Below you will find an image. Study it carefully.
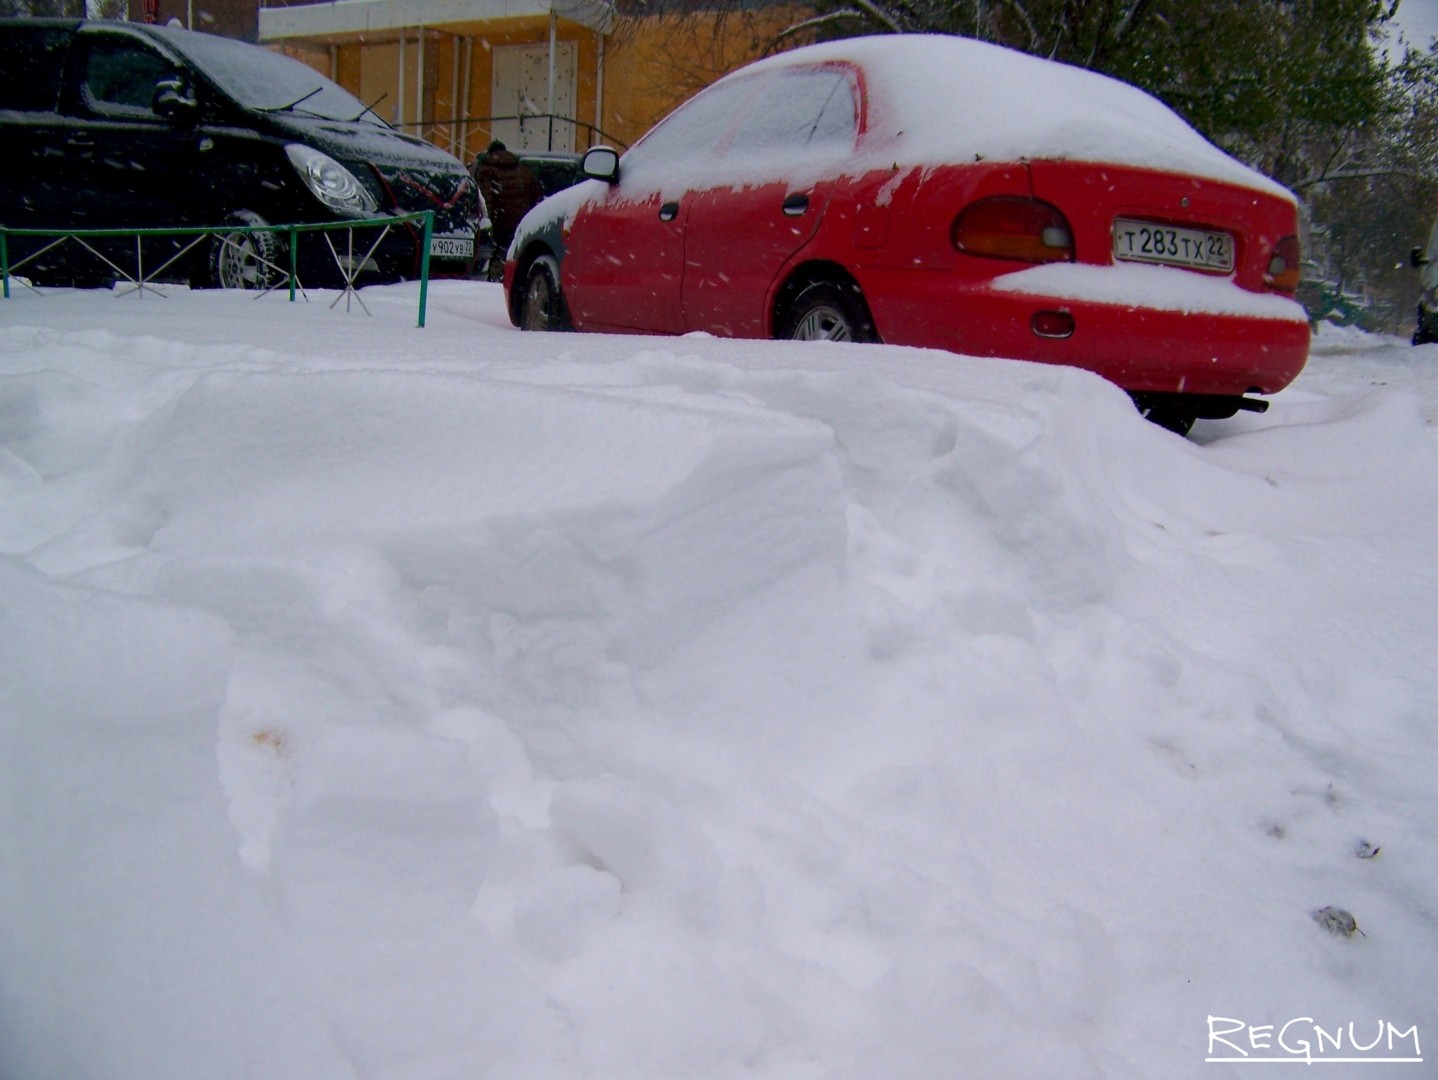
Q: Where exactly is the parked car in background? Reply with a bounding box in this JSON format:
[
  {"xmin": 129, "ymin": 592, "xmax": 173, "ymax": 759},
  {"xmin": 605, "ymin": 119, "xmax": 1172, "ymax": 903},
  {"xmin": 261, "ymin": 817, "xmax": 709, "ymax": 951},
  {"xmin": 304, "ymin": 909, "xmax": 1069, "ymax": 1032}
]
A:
[
  {"xmin": 0, "ymin": 19, "xmax": 480, "ymax": 289},
  {"xmin": 519, "ymin": 151, "xmax": 586, "ymax": 198},
  {"xmin": 504, "ymin": 34, "xmax": 1309, "ymax": 434},
  {"xmin": 475, "ymin": 150, "xmax": 585, "ymax": 278}
]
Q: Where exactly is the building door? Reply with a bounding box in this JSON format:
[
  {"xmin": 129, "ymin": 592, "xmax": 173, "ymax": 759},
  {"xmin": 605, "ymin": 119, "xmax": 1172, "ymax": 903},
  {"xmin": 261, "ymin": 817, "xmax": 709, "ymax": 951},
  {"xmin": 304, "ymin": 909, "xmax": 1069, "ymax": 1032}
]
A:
[{"xmin": 490, "ymin": 42, "xmax": 576, "ymax": 152}]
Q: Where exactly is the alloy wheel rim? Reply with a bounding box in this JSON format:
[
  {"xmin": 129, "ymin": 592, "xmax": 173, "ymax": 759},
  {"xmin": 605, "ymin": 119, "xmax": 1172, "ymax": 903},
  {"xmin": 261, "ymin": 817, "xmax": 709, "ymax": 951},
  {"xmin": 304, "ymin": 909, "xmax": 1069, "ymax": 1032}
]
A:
[
  {"xmin": 220, "ymin": 234, "xmax": 262, "ymax": 289},
  {"xmin": 794, "ymin": 305, "xmax": 851, "ymax": 342},
  {"xmin": 524, "ymin": 275, "xmax": 552, "ymax": 328}
]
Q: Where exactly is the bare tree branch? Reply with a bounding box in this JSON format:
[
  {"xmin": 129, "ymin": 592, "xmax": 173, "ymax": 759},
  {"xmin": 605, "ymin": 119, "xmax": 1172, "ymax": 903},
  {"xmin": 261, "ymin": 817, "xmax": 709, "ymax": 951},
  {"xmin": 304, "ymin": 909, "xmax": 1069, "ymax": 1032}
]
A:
[
  {"xmin": 1291, "ymin": 166, "xmax": 1420, "ymax": 192},
  {"xmin": 995, "ymin": 0, "xmax": 1040, "ymax": 50},
  {"xmin": 774, "ymin": 10, "xmax": 873, "ymax": 42}
]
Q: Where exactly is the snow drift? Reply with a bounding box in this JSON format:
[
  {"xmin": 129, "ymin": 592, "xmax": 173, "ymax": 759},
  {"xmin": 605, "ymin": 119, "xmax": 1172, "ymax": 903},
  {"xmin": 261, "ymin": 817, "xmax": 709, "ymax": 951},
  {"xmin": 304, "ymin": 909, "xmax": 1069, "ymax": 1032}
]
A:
[{"xmin": 2, "ymin": 283, "xmax": 1437, "ymax": 1079}]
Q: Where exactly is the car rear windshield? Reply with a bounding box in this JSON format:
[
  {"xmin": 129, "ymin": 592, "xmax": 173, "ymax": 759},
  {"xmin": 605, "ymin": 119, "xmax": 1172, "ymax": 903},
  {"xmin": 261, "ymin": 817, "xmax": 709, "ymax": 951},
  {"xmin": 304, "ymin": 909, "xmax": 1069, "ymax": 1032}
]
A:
[{"xmin": 163, "ymin": 28, "xmax": 381, "ymax": 124}]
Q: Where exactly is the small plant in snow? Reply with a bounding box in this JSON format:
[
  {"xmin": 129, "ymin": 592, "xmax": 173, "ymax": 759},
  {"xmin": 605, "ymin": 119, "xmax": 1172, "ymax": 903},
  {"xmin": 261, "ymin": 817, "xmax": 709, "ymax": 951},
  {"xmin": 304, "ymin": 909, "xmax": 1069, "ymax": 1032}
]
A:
[{"xmin": 1313, "ymin": 906, "xmax": 1364, "ymax": 938}]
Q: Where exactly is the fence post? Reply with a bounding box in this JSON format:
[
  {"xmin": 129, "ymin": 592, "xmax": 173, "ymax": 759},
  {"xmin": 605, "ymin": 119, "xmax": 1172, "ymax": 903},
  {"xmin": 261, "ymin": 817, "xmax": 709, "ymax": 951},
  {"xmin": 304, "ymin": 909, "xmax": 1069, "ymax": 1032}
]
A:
[
  {"xmin": 289, "ymin": 226, "xmax": 298, "ymax": 302},
  {"xmin": 417, "ymin": 210, "xmax": 433, "ymax": 328}
]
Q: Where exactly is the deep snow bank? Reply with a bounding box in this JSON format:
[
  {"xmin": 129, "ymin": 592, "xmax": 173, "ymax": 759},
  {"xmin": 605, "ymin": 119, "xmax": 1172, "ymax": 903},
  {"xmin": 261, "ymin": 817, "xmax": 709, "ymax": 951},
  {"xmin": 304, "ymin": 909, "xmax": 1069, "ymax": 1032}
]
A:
[{"xmin": 2, "ymin": 285, "xmax": 1437, "ymax": 1080}]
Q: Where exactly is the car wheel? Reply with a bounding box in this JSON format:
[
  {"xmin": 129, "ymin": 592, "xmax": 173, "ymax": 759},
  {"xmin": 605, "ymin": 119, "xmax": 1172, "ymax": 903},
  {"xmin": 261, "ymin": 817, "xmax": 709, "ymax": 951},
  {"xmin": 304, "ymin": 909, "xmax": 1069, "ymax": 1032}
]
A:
[
  {"xmin": 519, "ymin": 255, "xmax": 567, "ymax": 331},
  {"xmin": 208, "ymin": 211, "xmax": 285, "ymax": 290},
  {"xmin": 778, "ymin": 280, "xmax": 876, "ymax": 343}
]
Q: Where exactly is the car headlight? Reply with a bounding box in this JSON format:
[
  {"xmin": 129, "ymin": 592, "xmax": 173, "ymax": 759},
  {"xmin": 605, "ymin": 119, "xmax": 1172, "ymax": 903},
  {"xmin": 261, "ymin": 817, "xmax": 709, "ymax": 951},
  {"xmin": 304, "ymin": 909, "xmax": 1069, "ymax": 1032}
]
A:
[{"xmin": 285, "ymin": 144, "xmax": 378, "ymax": 215}]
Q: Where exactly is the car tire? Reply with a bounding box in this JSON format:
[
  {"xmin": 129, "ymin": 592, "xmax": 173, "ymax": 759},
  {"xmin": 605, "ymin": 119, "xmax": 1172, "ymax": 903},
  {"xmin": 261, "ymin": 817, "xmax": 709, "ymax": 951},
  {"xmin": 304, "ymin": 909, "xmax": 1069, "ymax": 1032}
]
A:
[
  {"xmin": 208, "ymin": 211, "xmax": 286, "ymax": 290},
  {"xmin": 778, "ymin": 280, "xmax": 877, "ymax": 343},
  {"xmin": 519, "ymin": 255, "xmax": 568, "ymax": 331}
]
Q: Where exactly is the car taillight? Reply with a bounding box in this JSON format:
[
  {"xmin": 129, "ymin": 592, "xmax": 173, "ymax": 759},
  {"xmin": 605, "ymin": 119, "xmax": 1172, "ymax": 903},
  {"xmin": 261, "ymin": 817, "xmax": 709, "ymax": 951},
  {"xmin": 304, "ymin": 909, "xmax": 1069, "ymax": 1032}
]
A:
[
  {"xmin": 951, "ymin": 197, "xmax": 1074, "ymax": 263},
  {"xmin": 1265, "ymin": 234, "xmax": 1300, "ymax": 293}
]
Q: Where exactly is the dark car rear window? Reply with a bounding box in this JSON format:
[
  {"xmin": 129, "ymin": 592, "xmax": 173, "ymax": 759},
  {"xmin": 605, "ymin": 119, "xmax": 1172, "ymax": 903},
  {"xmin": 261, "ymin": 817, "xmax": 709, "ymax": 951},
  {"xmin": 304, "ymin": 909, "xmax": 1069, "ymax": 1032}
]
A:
[{"xmin": 0, "ymin": 25, "xmax": 72, "ymax": 112}]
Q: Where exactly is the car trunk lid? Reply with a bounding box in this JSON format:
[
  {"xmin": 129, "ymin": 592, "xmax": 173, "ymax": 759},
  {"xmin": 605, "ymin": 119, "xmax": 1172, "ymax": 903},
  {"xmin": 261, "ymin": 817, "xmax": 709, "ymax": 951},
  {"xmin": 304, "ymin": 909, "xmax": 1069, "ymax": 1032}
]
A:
[{"xmin": 1026, "ymin": 160, "xmax": 1297, "ymax": 295}]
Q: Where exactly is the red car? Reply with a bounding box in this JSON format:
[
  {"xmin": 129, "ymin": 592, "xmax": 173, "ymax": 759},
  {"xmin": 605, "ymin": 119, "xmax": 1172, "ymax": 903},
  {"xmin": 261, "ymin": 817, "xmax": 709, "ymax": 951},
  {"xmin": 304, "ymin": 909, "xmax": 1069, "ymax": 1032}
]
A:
[{"xmin": 504, "ymin": 35, "xmax": 1309, "ymax": 434}]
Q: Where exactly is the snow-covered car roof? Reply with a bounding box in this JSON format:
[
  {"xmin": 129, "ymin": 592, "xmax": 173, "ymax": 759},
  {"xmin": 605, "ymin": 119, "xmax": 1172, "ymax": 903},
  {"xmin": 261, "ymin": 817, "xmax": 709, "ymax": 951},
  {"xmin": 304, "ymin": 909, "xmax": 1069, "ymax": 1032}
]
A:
[
  {"xmin": 726, "ymin": 34, "xmax": 1290, "ymax": 199},
  {"xmin": 512, "ymin": 33, "xmax": 1292, "ymax": 253}
]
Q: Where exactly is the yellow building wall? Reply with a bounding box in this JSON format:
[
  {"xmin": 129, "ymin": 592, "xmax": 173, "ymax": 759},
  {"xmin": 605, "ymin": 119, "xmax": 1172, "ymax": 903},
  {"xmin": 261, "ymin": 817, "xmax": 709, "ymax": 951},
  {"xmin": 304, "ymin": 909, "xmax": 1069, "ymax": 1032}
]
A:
[
  {"xmin": 273, "ymin": 7, "xmax": 804, "ymax": 162},
  {"xmin": 597, "ymin": 7, "xmax": 806, "ymax": 149}
]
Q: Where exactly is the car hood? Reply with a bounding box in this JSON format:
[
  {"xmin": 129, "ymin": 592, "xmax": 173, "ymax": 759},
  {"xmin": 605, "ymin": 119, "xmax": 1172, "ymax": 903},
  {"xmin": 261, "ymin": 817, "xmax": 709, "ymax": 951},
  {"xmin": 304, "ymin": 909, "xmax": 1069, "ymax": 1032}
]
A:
[
  {"xmin": 263, "ymin": 113, "xmax": 478, "ymax": 228},
  {"xmin": 262, "ymin": 113, "xmax": 466, "ymax": 173}
]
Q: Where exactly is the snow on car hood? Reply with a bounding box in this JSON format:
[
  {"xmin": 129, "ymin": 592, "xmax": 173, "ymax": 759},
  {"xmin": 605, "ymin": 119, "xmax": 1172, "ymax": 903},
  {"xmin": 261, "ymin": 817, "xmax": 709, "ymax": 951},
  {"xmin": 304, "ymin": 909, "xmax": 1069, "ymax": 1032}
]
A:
[{"xmin": 510, "ymin": 178, "xmax": 608, "ymax": 261}]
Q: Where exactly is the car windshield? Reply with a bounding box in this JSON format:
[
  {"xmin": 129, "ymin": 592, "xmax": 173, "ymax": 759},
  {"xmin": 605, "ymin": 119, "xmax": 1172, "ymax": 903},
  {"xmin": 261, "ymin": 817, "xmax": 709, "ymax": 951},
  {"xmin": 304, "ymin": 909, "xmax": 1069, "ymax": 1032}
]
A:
[{"xmin": 164, "ymin": 29, "xmax": 380, "ymax": 123}]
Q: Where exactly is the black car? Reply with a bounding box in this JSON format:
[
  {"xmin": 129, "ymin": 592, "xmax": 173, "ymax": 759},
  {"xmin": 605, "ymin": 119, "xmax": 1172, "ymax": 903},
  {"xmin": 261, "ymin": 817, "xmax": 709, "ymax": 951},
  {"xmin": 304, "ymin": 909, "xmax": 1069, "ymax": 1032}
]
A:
[
  {"xmin": 518, "ymin": 151, "xmax": 585, "ymax": 198},
  {"xmin": 0, "ymin": 19, "xmax": 480, "ymax": 288}
]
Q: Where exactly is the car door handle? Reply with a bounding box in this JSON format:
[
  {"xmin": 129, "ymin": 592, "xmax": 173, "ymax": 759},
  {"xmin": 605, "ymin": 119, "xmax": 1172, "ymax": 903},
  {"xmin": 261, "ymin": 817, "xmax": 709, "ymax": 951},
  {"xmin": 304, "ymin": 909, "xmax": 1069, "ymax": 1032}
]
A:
[
  {"xmin": 659, "ymin": 201, "xmax": 679, "ymax": 222},
  {"xmin": 782, "ymin": 193, "xmax": 810, "ymax": 216}
]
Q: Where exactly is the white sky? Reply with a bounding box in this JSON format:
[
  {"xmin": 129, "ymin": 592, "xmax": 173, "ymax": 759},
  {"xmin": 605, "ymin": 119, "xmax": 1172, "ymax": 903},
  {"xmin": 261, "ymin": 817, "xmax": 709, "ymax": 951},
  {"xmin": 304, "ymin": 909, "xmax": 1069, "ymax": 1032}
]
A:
[{"xmin": 1390, "ymin": 0, "xmax": 1438, "ymax": 50}]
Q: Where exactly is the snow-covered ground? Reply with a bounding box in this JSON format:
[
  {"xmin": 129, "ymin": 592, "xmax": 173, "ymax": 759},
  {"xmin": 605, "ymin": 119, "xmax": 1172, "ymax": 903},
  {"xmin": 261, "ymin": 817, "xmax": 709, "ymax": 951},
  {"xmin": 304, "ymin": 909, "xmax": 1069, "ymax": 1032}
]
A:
[{"xmin": 2, "ymin": 281, "xmax": 1436, "ymax": 1079}]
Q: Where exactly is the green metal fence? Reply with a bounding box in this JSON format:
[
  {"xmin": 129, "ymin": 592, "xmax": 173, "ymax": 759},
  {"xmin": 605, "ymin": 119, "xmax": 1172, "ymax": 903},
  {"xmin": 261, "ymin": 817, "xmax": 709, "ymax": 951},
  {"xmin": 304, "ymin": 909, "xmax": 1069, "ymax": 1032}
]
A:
[{"xmin": 1, "ymin": 210, "xmax": 438, "ymax": 328}]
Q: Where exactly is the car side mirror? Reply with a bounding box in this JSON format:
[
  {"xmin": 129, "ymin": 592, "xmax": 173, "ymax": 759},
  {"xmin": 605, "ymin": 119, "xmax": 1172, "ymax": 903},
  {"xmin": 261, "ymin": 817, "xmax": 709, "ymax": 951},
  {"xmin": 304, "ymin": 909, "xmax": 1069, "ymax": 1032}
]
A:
[
  {"xmin": 1411, "ymin": 246, "xmax": 1428, "ymax": 269},
  {"xmin": 582, "ymin": 146, "xmax": 620, "ymax": 185},
  {"xmin": 153, "ymin": 77, "xmax": 198, "ymax": 122}
]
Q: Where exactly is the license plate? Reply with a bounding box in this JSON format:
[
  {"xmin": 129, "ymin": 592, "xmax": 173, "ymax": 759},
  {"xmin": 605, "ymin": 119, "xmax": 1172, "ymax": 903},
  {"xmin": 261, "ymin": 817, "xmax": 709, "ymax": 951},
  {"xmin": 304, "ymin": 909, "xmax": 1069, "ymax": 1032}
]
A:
[
  {"xmin": 1112, "ymin": 218, "xmax": 1233, "ymax": 272},
  {"xmin": 430, "ymin": 234, "xmax": 474, "ymax": 260}
]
